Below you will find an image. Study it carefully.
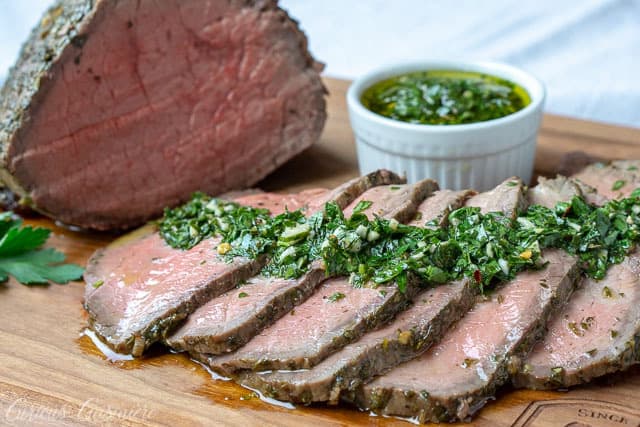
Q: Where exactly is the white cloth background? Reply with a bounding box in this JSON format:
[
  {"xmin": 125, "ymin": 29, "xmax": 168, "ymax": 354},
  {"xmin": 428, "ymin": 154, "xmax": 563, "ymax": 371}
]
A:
[{"xmin": 1, "ymin": 0, "xmax": 639, "ymax": 128}]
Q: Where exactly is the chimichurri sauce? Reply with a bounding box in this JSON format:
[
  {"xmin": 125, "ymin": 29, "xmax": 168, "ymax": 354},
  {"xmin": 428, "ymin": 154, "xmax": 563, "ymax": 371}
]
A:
[{"xmin": 361, "ymin": 70, "xmax": 531, "ymax": 125}]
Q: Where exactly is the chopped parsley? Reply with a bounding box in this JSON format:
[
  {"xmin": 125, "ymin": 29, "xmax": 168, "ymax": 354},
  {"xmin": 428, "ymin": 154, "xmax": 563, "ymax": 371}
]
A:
[
  {"xmin": 612, "ymin": 180, "xmax": 626, "ymax": 191},
  {"xmin": 326, "ymin": 292, "xmax": 346, "ymax": 302},
  {"xmin": 238, "ymin": 292, "xmax": 249, "ymax": 298},
  {"xmin": 360, "ymin": 70, "xmax": 530, "ymax": 125},
  {"xmin": 159, "ymin": 188, "xmax": 640, "ymax": 293},
  {"xmin": 0, "ymin": 212, "xmax": 83, "ymax": 285}
]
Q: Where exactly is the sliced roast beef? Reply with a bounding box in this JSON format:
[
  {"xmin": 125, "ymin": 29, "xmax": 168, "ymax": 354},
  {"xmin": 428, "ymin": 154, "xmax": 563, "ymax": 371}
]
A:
[
  {"xmin": 572, "ymin": 163, "xmax": 640, "ymax": 200},
  {"xmin": 464, "ymin": 177, "xmax": 526, "ymax": 218},
  {"xmin": 349, "ymin": 177, "xmax": 579, "ymax": 423},
  {"xmin": 514, "ymin": 251, "xmax": 640, "ymax": 389},
  {"xmin": 408, "ymin": 189, "xmax": 477, "ymax": 227},
  {"xmin": 239, "ymin": 279, "xmax": 474, "ymax": 404},
  {"xmin": 0, "ymin": 0, "xmax": 326, "ymax": 230},
  {"xmin": 234, "ymin": 189, "xmax": 483, "ymax": 403},
  {"xmin": 201, "ymin": 179, "xmax": 439, "ymax": 373},
  {"xmin": 353, "ymin": 249, "xmax": 579, "ymax": 423},
  {"xmin": 84, "ymin": 170, "xmax": 401, "ymax": 356},
  {"xmin": 514, "ymin": 171, "xmax": 640, "ymax": 389},
  {"xmin": 166, "ymin": 180, "xmax": 435, "ymax": 354},
  {"xmin": 527, "ymin": 176, "xmax": 582, "ymax": 208}
]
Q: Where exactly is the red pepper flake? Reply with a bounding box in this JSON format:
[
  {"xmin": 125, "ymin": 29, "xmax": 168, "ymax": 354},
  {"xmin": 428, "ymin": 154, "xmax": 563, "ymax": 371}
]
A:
[{"xmin": 473, "ymin": 269, "xmax": 482, "ymax": 284}]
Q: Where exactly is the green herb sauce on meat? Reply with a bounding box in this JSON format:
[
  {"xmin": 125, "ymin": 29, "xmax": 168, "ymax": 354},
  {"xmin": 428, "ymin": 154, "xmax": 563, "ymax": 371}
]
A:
[{"xmin": 159, "ymin": 189, "xmax": 640, "ymax": 292}]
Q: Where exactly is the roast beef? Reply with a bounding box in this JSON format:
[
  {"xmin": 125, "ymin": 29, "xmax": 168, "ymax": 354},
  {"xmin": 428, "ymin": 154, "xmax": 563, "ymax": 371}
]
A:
[
  {"xmin": 84, "ymin": 170, "xmax": 400, "ymax": 356},
  {"xmin": 526, "ymin": 176, "xmax": 582, "ymax": 208},
  {"xmin": 464, "ymin": 177, "xmax": 526, "ymax": 217},
  {"xmin": 353, "ymin": 250, "xmax": 579, "ymax": 423},
  {"xmin": 201, "ymin": 179, "xmax": 439, "ymax": 373},
  {"xmin": 234, "ymin": 190, "xmax": 480, "ymax": 404},
  {"xmin": 514, "ymin": 167, "xmax": 640, "ymax": 389},
  {"xmin": 514, "ymin": 252, "xmax": 640, "ymax": 389},
  {"xmin": 166, "ymin": 180, "xmax": 428, "ymax": 355},
  {"xmin": 407, "ymin": 189, "xmax": 477, "ymax": 227},
  {"xmin": 572, "ymin": 162, "xmax": 640, "ymax": 200},
  {"xmin": 0, "ymin": 0, "xmax": 326, "ymax": 230},
  {"xmin": 350, "ymin": 178, "xmax": 580, "ymax": 423}
]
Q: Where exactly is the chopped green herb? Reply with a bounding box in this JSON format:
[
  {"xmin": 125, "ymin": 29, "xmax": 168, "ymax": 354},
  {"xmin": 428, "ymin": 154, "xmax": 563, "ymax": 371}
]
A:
[
  {"xmin": 628, "ymin": 166, "xmax": 638, "ymax": 171},
  {"xmin": 0, "ymin": 212, "xmax": 83, "ymax": 285},
  {"xmin": 611, "ymin": 330, "xmax": 619, "ymax": 338},
  {"xmin": 602, "ymin": 286, "xmax": 614, "ymax": 298},
  {"xmin": 506, "ymin": 181, "xmax": 518, "ymax": 187},
  {"xmin": 159, "ymin": 188, "xmax": 640, "ymax": 295},
  {"xmin": 550, "ymin": 367, "xmax": 564, "ymax": 383},
  {"xmin": 327, "ymin": 292, "xmax": 346, "ymax": 302},
  {"xmin": 580, "ymin": 317, "xmax": 595, "ymax": 331},
  {"xmin": 390, "ymin": 186, "xmax": 401, "ymax": 191},
  {"xmin": 92, "ymin": 280, "xmax": 104, "ymax": 289},
  {"xmin": 238, "ymin": 292, "xmax": 249, "ymax": 298},
  {"xmin": 360, "ymin": 70, "xmax": 530, "ymax": 125},
  {"xmin": 612, "ymin": 180, "xmax": 626, "ymax": 191}
]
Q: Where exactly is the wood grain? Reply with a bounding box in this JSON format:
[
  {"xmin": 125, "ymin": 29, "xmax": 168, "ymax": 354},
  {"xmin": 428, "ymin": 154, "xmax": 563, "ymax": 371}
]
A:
[{"xmin": 1, "ymin": 77, "xmax": 639, "ymax": 426}]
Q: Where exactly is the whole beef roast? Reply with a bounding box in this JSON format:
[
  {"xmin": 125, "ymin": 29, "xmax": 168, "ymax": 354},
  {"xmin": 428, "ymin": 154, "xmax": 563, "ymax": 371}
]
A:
[
  {"xmin": 84, "ymin": 170, "xmax": 400, "ymax": 356},
  {"xmin": 0, "ymin": 0, "xmax": 326, "ymax": 230}
]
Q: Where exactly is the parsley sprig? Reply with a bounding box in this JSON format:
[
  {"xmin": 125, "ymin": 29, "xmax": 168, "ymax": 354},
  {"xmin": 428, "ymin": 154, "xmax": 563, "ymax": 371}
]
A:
[{"xmin": 0, "ymin": 212, "xmax": 84, "ymax": 285}]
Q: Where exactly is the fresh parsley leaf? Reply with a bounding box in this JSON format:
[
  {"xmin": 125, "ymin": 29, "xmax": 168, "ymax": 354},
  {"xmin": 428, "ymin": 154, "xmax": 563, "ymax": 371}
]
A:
[
  {"xmin": 0, "ymin": 225, "xmax": 50, "ymax": 256},
  {"xmin": 0, "ymin": 248, "xmax": 83, "ymax": 285},
  {"xmin": 0, "ymin": 214, "xmax": 83, "ymax": 286}
]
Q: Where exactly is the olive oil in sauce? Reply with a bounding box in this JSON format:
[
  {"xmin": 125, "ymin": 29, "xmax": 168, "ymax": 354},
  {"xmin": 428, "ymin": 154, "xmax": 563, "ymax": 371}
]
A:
[{"xmin": 361, "ymin": 70, "xmax": 531, "ymax": 125}]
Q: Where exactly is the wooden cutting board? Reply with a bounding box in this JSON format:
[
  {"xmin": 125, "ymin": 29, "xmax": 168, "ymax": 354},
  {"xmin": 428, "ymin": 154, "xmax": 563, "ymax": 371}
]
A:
[{"xmin": 1, "ymin": 78, "xmax": 639, "ymax": 427}]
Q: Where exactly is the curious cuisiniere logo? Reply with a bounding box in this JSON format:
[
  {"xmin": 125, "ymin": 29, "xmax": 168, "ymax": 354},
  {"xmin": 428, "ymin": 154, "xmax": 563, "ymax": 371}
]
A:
[{"xmin": 511, "ymin": 399, "xmax": 640, "ymax": 427}]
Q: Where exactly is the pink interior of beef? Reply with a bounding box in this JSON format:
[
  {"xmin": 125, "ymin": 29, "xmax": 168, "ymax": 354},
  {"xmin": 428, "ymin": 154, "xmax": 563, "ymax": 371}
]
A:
[
  {"xmin": 213, "ymin": 276, "xmax": 391, "ymax": 369},
  {"xmin": 171, "ymin": 275, "xmax": 301, "ymax": 340},
  {"xmin": 84, "ymin": 189, "xmax": 322, "ymax": 344},
  {"xmin": 366, "ymin": 250, "xmax": 573, "ymax": 396},
  {"xmin": 408, "ymin": 190, "xmax": 474, "ymax": 227},
  {"xmin": 526, "ymin": 252, "xmax": 640, "ymax": 373},
  {"xmin": 573, "ymin": 166, "xmax": 639, "ymax": 200},
  {"xmin": 233, "ymin": 188, "xmax": 328, "ymax": 216},
  {"xmin": 10, "ymin": 0, "xmax": 324, "ymax": 227}
]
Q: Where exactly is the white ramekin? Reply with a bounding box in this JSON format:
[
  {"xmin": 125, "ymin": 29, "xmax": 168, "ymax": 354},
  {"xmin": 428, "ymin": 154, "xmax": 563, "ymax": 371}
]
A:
[{"xmin": 346, "ymin": 61, "xmax": 546, "ymax": 191}]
